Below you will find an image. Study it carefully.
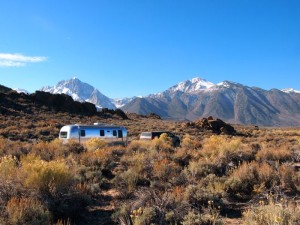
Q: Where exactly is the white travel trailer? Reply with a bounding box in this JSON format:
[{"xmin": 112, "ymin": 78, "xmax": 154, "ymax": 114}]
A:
[{"xmin": 59, "ymin": 123, "xmax": 128, "ymax": 145}]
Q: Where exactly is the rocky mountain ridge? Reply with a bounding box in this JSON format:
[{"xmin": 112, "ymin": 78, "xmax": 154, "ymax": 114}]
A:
[
  {"xmin": 122, "ymin": 79, "xmax": 300, "ymax": 126},
  {"xmin": 6, "ymin": 77, "xmax": 300, "ymax": 126}
]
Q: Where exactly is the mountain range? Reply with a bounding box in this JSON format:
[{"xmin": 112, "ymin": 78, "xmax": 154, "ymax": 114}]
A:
[{"xmin": 38, "ymin": 77, "xmax": 300, "ymax": 126}]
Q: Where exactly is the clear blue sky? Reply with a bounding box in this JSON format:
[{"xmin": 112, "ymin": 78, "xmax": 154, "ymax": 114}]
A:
[{"xmin": 0, "ymin": 0, "xmax": 299, "ymax": 98}]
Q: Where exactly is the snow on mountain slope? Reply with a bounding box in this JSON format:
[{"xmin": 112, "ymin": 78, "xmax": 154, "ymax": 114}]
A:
[
  {"xmin": 281, "ymin": 88, "xmax": 300, "ymax": 94},
  {"xmin": 40, "ymin": 77, "xmax": 116, "ymax": 109},
  {"xmin": 168, "ymin": 77, "xmax": 215, "ymax": 93},
  {"xmin": 112, "ymin": 97, "xmax": 137, "ymax": 108}
]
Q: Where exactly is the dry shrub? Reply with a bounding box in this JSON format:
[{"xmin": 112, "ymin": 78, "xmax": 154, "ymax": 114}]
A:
[
  {"xmin": 0, "ymin": 155, "xmax": 18, "ymax": 180},
  {"xmin": 291, "ymin": 173, "xmax": 300, "ymax": 193},
  {"xmin": 243, "ymin": 196, "xmax": 300, "ymax": 225},
  {"xmin": 201, "ymin": 136, "xmax": 241, "ymax": 158},
  {"xmin": 75, "ymin": 146, "xmax": 124, "ymax": 195},
  {"xmin": 152, "ymin": 133, "xmax": 174, "ymax": 153},
  {"xmin": 65, "ymin": 140, "xmax": 85, "ymax": 154},
  {"xmin": 181, "ymin": 134, "xmax": 202, "ymax": 150},
  {"xmin": 256, "ymin": 146, "xmax": 292, "ymax": 162},
  {"xmin": 0, "ymin": 137, "xmax": 29, "ymax": 159},
  {"xmin": 19, "ymin": 155, "xmax": 90, "ymax": 220},
  {"xmin": 0, "ymin": 155, "xmax": 23, "ymax": 206},
  {"xmin": 128, "ymin": 190, "xmax": 190, "ymax": 224},
  {"xmin": 21, "ymin": 154, "xmax": 73, "ymax": 196},
  {"xmin": 85, "ymin": 137, "xmax": 107, "ymax": 151},
  {"xmin": 126, "ymin": 135, "xmax": 174, "ymax": 163},
  {"xmin": 279, "ymin": 164, "xmax": 300, "ymax": 192},
  {"xmin": 201, "ymin": 136, "xmax": 255, "ymax": 173},
  {"xmin": 173, "ymin": 147, "xmax": 193, "ymax": 168},
  {"xmin": 113, "ymin": 168, "xmax": 139, "ymax": 197},
  {"xmin": 79, "ymin": 146, "xmax": 116, "ymax": 169},
  {"xmin": 153, "ymin": 158, "xmax": 180, "ymax": 183},
  {"xmin": 127, "ymin": 140, "xmax": 153, "ymax": 154},
  {"xmin": 74, "ymin": 165, "xmax": 103, "ymax": 196},
  {"xmin": 31, "ymin": 139, "xmax": 69, "ymax": 161},
  {"xmin": 122, "ymin": 151, "xmax": 151, "ymax": 179},
  {"xmin": 182, "ymin": 210, "xmax": 223, "ymax": 225},
  {"xmin": 225, "ymin": 161, "xmax": 278, "ymax": 200},
  {"xmin": 0, "ymin": 137, "xmax": 6, "ymax": 151},
  {"xmin": 184, "ymin": 174, "xmax": 225, "ymax": 210},
  {"xmin": 171, "ymin": 186, "xmax": 186, "ymax": 203},
  {"xmin": 129, "ymin": 206, "xmax": 156, "ymax": 225},
  {"xmin": 187, "ymin": 159, "xmax": 217, "ymax": 179},
  {"xmin": 6, "ymin": 197, "xmax": 51, "ymax": 225},
  {"xmin": 256, "ymin": 162, "xmax": 279, "ymax": 189}
]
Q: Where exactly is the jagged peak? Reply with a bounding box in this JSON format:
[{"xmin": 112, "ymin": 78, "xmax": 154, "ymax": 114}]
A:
[{"xmin": 168, "ymin": 77, "xmax": 215, "ymax": 93}]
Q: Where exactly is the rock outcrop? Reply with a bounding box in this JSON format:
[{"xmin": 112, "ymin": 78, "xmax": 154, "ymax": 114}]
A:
[{"xmin": 186, "ymin": 116, "xmax": 236, "ymax": 135}]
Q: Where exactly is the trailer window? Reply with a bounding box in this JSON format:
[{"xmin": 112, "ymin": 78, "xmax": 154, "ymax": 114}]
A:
[
  {"xmin": 80, "ymin": 130, "xmax": 86, "ymax": 137},
  {"xmin": 113, "ymin": 130, "xmax": 117, "ymax": 136},
  {"xmin": 60, "ymin": 131, "xmax": 68, "ymax": 138},
  {"xmin": 118, "ymin": 130, "xmax": 123, "ymax": 138},
  {"xmin": 100, "ymin": 130, "xmax": 105, "ymax": 136}
]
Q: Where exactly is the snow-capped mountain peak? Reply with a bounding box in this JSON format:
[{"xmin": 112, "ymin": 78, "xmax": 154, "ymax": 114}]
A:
[
  {"xmin": 40, "ymin": 78, "xmax": 116, "ymax": 109},
  {"xmin": 168, "ymin": 77, "xmax": 215, "ymax": 93}
]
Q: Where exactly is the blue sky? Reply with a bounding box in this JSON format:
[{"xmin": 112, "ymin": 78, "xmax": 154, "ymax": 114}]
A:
[{"xmin": 0, "ymin": 0, "xmax": 299, "ymax": 98}]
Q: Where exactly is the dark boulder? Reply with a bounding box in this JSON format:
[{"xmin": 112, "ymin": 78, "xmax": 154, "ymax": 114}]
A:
[{"xmin": 186, "ymin": 116, "xmax": 236, "ymax": 135}]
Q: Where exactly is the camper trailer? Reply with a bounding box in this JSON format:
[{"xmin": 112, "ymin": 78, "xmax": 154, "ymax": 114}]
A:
[{"xmin": 59, "ymin": 123, "xmax": 128, "ymax": 145}]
